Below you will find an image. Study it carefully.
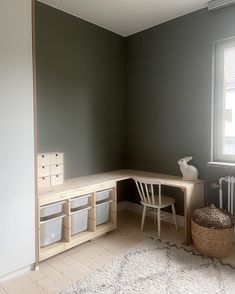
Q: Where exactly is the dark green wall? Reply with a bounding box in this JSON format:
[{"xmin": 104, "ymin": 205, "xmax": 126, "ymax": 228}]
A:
[
  {"xmin": 36, "ymin": 2, "xmax": 125, "ymax": 179},
  {"xmin": 125, "ymin": 6, "xmax": 235, "ymax": 205},
  {"xmin": 36, "ymin": 1, "xmax": 235, "ymax": 207}
]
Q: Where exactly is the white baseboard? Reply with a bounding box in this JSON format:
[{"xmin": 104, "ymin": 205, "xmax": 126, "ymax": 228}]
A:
[
  {"xmin": 0, "ymin": 264, "xmax": 34, "ymax": 283},
  {"xmin": 118, "ymin": 201, "xmax": 185, "ymax": 227}
]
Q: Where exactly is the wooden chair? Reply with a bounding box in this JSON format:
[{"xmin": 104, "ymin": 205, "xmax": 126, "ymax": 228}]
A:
[{"xmin": 134, "ymin": 177, "xmax": 177, "ymax": 237}]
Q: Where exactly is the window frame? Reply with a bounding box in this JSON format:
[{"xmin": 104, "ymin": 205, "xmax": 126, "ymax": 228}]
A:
[{"xmin": 212, "ymin": 37, "xmax": 235, "ymax": 163}]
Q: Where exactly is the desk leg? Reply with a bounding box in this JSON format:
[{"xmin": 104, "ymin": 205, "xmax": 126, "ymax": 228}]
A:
[
  {"xmin": 182, "ymin": 188, "xmax": 190, "ymax": 246},
  {"xmin": 182, "ymin": 183, "xmax": 205, "ymax": 246}
]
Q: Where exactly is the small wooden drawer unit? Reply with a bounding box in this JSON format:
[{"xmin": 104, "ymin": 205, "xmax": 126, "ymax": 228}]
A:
[{"xmin": 37, "ymin": 152, "xmax": 64, "ymax": 189}]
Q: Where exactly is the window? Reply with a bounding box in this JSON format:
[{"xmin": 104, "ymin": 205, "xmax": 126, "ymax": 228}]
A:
[{"xmin": 213, "ymin": 38, "xmax": 235, "ymax": 162}]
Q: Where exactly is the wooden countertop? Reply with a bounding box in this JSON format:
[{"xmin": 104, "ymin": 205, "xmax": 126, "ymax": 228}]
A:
[{"xmin": 38, "ymin": 169, "xmax": 203, "ymax": 199}]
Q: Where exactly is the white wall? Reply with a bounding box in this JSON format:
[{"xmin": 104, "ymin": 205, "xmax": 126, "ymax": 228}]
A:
[{"xmin": 0, "ymin": 0, "xmax": 35, "ymax": 278}]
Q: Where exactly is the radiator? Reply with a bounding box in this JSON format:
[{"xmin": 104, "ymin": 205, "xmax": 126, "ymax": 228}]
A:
[{"xmin": 219, "ymin": 176, "xmax": 235, "ymax": 215}]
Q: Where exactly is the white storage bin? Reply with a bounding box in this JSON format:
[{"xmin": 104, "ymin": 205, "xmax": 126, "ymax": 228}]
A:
[
  {"xmin": 51, "ymin": 153, "xmax": 64, "ymax": 165},
  {"xmin": 38, "ymin": 153, "xmax": 51, "ymax": 166},
  {"xmin": 96, "ymin": 200, "xmax": 112, "ymax": 226},
  {"xmin": 51, "ymin": 174, "xmax": 64, "ymax": 186},
  {"xmin": 51, "ymin": 164, "xmax": 63, "ymax": 176},
  {"xmin": 40, "ymin": 201, "xmax": 65, "ymax": 218},
  {"xmin": 38, "ymin": 165, "xmax": 51, "ymax": 178},
  {"xmin": 71, "ymin": 194, "xmax": 91, "ymax": 210},
  {"xmin": 40, "ymin": 214, "xmax": 65, "ymax": 247},
  {"xmin": 38, "ymin": 176, "xmax": 50, "ymax": 189},
  {"xmin": 71, "ymin": 207, "xmax": 91, "ymax": 235},
  {"xmin": 96, "ymin": 189, "xmax": 112, "ymax": 202}
]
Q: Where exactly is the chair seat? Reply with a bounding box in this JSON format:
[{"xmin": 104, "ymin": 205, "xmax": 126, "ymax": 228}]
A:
[
  {"xmin": 134, "ymin": 177, "xmax": 178, "ymax": 236},
  {"xmin": 141, "ymin": 195, "xmax": 175, "ymax": 208}
]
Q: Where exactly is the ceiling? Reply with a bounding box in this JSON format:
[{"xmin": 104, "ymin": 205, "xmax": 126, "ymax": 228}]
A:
[{"xmin": 38, "ymin": 0, "xmax": 208, "ymax": 36}]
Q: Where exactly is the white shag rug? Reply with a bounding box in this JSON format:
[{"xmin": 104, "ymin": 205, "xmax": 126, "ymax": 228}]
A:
[{"xmin": 61, "ymin": 238, "xmax": 235, "ymax": 294}]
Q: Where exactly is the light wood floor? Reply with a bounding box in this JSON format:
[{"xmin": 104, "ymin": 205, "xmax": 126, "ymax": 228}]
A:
[{"xmin": 1, "ymin": 211, "xmax": 235, "ymax": 294}]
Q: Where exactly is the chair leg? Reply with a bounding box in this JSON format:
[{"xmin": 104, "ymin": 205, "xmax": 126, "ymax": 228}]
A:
[
  {"xmin": 141, "ymin": 205, "xmax": 147, "ymax": 232},
  {"xmin": 157, "ymin": 208, "xmax": 161, "ymax": 238},
  {"xmin": 172, "ymin": 204, "xmax": 178, "ymax": 230},
  {"xmin": 153, "ymin": 209, "xmax": 157, "ymax": 226}
]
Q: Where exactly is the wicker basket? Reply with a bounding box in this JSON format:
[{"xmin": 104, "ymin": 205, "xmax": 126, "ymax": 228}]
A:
[{"xmin": 191, "ymin": 205, "xmax": 235, "ymax": 258}]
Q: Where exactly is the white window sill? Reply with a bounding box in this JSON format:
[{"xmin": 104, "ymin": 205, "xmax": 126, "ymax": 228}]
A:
[{"xmin": 207, "ymin": 161, "xmax": 235, "ymax": 168}]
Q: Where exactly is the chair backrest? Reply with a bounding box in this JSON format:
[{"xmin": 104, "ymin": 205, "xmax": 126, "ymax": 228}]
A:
[{"xmin": 134, "ymin": 177, "xmax": 163, "ymax": 205}]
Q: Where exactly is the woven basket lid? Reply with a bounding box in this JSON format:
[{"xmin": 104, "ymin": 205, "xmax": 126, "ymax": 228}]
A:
[{"xmin": 192, "ymin": 204, "xmax": 235, "ymax": 229}]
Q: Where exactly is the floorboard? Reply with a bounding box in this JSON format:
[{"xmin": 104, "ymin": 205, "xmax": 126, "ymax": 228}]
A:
[{"xmin": 1, "ymin": 211, "xmax": 234, "ymax": 293}]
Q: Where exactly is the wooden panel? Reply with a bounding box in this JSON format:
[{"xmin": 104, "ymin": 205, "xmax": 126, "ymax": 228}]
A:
[
  {"xmin": 39, "ymin": 241, "xmax": 68, "ymax": 262},
  {"xmin": 88, "ymin": 194, "xmax": 96, "ymax": 232},
  {"xmin": 184, "ymin": 182, "xmax": 205, "ymax": 245},
  {"xmin": 110, "ymin": 186, "xmax": 117, "ymax": 224},
  {"xmin": 39, "ymin": 181, "xmax": 116, "ymax": 206},
  {"xmin": 62, "ymin": 200, "xmax": 71, "ymax": 242},
  {"xmin": 40, "ymin": 193, "xmax": 69, "ymax": 206}
]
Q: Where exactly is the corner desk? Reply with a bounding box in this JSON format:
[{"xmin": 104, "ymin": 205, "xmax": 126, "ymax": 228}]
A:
[{"xmin": 37, "ymin": 169, "xmax": 204, "ymax": 263}]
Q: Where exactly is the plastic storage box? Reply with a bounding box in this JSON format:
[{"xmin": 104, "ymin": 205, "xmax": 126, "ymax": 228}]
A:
[
  {"xmin": 40, "ymin": 214, "xmax": 65, "ymax": 247},
  {"xmin": 96, "ymin": 200, "xmax": 112, "ymax": 226},
  {"xmin": 96, "ymin": 189, "xmax": 112, "ymax": 202},
  {"xmin": 71, "ymin": 194, "xmax": 91, "ymax": 210},
  {"xmin": 40, "ymin": 201, "xmax": 65, "ymax": 218},
  {"xmin": 71, "ymin": 207, "xmax": 91, "ymax": 235}
]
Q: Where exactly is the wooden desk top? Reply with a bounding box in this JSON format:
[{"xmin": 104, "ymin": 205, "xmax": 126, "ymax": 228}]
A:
[{"xmin": 38, "ymin": 169, "xmax": 203, "ymax": 199}]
